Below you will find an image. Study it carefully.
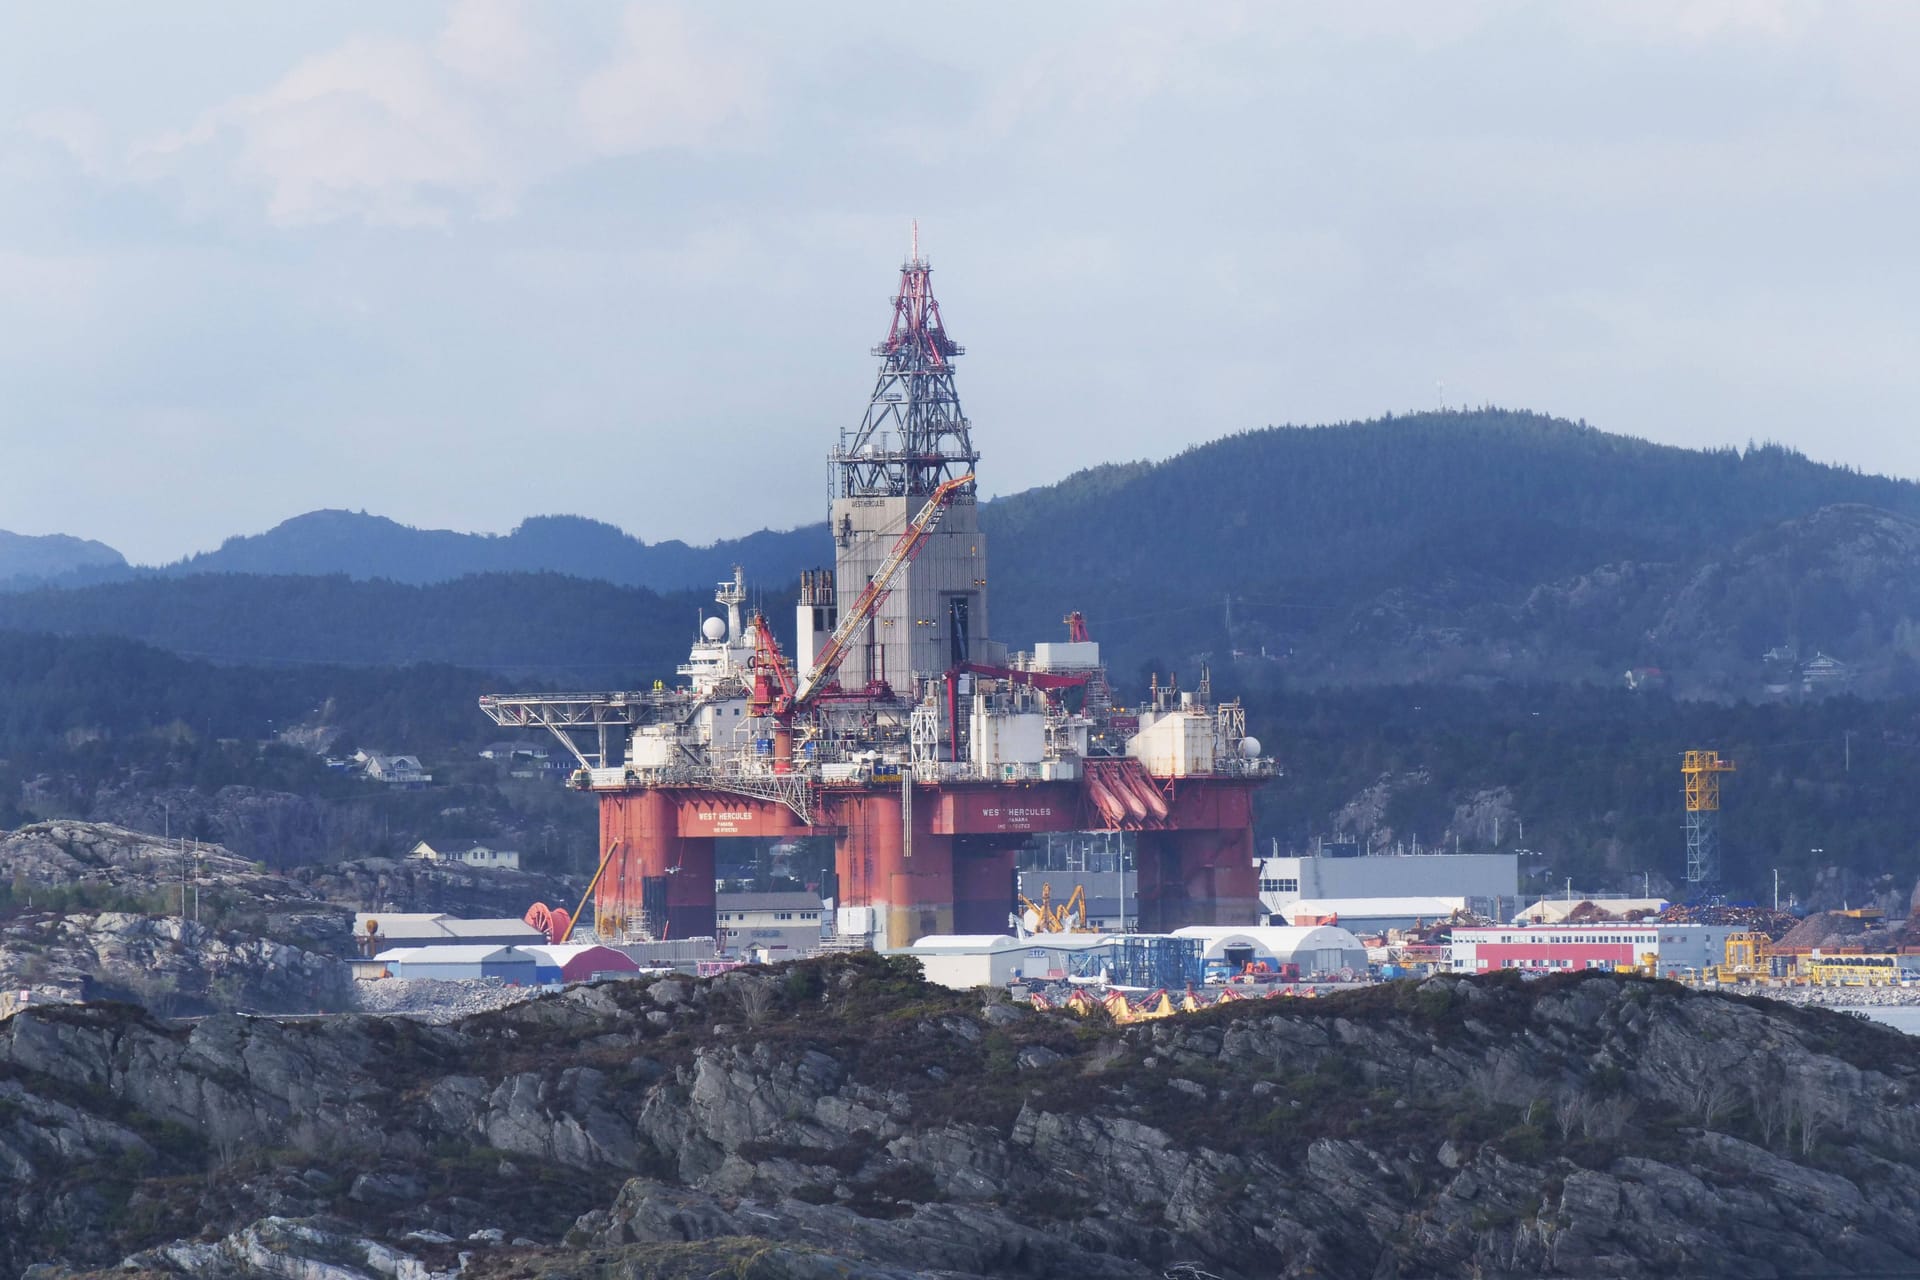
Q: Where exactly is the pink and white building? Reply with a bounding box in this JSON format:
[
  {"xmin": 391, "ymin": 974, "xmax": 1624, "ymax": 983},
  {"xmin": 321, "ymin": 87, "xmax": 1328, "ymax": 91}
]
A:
[{"xmin": 1448, "ymin": 921, "xmax": 1738, "ymax": 976}]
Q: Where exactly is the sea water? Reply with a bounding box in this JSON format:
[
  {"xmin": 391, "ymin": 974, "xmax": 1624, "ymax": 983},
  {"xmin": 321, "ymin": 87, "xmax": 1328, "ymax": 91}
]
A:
[{"xmin": 1859, "ymin": 1006, "xmax": 1920, "ymax": 1036}]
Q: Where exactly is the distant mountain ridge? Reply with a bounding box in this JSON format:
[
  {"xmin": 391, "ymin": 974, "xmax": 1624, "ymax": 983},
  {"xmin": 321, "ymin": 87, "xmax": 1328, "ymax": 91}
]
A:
[
  {"xmin": 159, "ymin": 509, "xmax": 824, "ymax": 592},
  {"xmin": 0, "ymin": 530, "xmax": 125, "ymax": 588},
  {"xmin": 8, "ymin": 409, "xmax": 1920, "ymax": 693}
]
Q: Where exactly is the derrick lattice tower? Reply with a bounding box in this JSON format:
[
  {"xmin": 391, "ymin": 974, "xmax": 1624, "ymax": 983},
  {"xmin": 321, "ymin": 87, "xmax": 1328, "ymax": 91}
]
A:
[
  {"xmin": 1682, "ymin": 749, "xmax": 1736, "ymax": 887},
  {"xmin": 819, "ymin": 228, "xmax": 989, "ymax": 692},
  {"xmin": 837, "ymin": 223, "xmax": 979, "ymax": 499}
]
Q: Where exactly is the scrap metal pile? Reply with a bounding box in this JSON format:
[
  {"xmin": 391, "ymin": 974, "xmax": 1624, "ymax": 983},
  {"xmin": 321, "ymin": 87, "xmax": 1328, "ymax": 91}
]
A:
[{"xmin": 1657, "ymin": 902, "xmax": 1802, "ymax": 937}]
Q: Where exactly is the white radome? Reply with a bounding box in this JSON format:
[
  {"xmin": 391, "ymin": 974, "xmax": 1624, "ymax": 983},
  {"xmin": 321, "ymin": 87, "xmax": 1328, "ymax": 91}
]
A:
[
  {"xmin": 701, "ymin": 616, "xmax": 727, "ymax": 642},
  {"xmin": 1239, "ymin": 736, "xmax": 1263, "ymax": 759}
]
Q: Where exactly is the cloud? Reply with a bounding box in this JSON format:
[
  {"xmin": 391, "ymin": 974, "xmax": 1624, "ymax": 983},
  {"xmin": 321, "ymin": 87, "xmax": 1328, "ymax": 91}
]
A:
[
  {"xmin": 223, "ymin": 37, "xmax": 512, "ymax": 226},
  {"xmin": 111, "ymin": 1, "xmax": 762, "ymax": 228},
  {"xmin": 575, "ymin": 4, "xmax": 763, "ymax": 154}
]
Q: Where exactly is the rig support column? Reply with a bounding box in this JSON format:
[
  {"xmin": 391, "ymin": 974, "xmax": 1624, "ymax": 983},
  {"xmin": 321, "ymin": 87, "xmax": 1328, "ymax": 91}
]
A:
[
  {"xmin": 1135, "ymin": 827, "xmax": 1259, "ymax": 932},
  {"xmin": 836, "ymin": 790, "xmax": 955, "ymax": 948},
  {"xmin": 952, "ymin": 837, "xmax": 1021, "ymax": 934},
  {"xmin": 599, "ymin": 790, "xmax": 717, "ymax": 942}
]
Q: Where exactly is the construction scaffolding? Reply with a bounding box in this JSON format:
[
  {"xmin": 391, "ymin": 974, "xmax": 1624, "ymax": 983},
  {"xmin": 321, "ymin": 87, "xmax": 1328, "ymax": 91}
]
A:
[{"xmin": 1682, "ymin": 749, "xmax": 1736, "ymax": 887}]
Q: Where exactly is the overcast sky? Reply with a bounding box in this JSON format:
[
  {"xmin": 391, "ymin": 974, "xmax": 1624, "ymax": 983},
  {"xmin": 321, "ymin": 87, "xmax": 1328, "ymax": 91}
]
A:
[{"xmin": 2, "ymin": 3, "xmax": 1916, "ymax": 563}]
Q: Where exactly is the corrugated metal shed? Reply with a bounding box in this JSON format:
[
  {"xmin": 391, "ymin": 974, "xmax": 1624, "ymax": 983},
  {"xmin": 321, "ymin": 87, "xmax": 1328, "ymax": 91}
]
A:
[
  {"xmin": 519, "ymin": 944, "xmax": 640, "ymax": 983},
  {"xmin": 355, "ymin": 913, "xmax": 544, "ymax": 949},
  {"xmin": 373, "ymin": 945, "xmax": 540, "ymax": 984}
]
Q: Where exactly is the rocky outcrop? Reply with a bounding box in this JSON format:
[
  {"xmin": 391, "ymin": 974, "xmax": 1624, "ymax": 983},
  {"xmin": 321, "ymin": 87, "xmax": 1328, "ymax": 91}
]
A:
[
  {"xmin": 0, "ymin": 911, "xmax": 351, "ymax": 1015},
  {"xmin": 4, "ymin": 960, "xmax": 1919, "ymax": 1278},
  {"xmin": 290, "ymin": 857, "xmax": 581, "ymax": 921},
  {"xmin": 0, "ymin": 821, "xmax": 352, "ymax": 1015},
  {"xmin": 0, "ymin": 821, "xmax": 301, "ymax": 903}
]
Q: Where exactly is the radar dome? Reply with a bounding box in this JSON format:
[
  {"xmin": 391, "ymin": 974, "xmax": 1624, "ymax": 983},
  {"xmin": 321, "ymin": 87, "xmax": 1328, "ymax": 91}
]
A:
[
  {"xmin": 1239, "ymin": 736, "xmax": 1263, "ymax": 759},
  {"xmin": 701, "ymin": 616, "xmax": 727, "ymax": 641}
]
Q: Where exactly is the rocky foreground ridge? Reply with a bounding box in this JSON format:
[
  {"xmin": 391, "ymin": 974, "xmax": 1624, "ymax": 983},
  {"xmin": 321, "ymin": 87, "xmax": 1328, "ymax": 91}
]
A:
[
  {"xmin": 4, "ymin": 959, "xmax": 1919, "ymax": 1279},
  {"xmin": 0, "ymin": 821, "xmax": 577, "ymax": 1018}
]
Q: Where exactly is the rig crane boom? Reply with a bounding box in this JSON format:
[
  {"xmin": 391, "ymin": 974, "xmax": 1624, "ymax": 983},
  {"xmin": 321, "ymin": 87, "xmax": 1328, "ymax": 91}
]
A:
[{"xmin": 793, "ymin": 471, "xmax": 973, "ymax": 706}]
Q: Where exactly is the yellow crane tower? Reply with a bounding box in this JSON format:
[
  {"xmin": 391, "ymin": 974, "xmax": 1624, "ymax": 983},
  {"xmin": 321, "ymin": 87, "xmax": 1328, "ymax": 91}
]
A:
[{"xmin": 1682, "ymin": 750, "xmax": 1736, "ymax": 887}]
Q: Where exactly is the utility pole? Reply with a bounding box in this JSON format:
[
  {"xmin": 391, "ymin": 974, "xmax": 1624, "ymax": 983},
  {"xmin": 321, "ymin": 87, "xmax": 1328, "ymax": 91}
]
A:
[{"xmin": 1774, "ymin": 867, "xmax": 1780, "ymax": 912}]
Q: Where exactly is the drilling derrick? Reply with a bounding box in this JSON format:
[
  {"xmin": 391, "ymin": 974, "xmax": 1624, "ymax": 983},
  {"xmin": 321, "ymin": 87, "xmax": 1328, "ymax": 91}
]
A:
[
  {"xmin": 1682, "ymin": 749, "xmax": 1735, "ymax": 888},
  {"xmin": 828, "ymin": 229, "xmax": 988, "ymax": 692},
  {"xmin": 479, "ymin": 236, "xmax": 1276, "ymax": 953}
]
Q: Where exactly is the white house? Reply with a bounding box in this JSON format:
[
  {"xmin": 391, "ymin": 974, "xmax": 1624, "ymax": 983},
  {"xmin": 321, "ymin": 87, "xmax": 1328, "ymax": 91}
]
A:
[
  {"xmin": 409, "ymin": 840, "xmax": 521, "ymax": 871},
  {"xmin": 361, "ymin": 753, "xmax": 433, "ymax": 787}
]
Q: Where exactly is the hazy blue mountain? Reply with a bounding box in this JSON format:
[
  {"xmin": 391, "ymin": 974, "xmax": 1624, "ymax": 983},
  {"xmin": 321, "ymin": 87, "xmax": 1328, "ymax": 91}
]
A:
[
  {"xmin": 154, "ymin": 509, "xmax": 825, "ymax": 592},
  {"xmin": 0, "ymin": 572, "xmax": 738, "ymax": 682},
  {"xmin": 8, "ymin": 409, "xmax": 1920, "ymax": 692},
  {"xmin": 0, "ymin": 530, "xmax": 126, "ymax": 588}
]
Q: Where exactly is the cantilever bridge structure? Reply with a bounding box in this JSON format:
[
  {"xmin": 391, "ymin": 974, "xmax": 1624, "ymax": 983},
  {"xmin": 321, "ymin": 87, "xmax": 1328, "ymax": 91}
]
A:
[{"xmin": 482, "ymin": 238, "xmax": 1273, "ymax": 951}]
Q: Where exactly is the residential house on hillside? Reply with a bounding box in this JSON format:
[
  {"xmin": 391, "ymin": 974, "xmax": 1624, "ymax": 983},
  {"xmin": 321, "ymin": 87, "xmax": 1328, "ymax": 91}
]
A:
[
  {"xmin": 356, "ymin": 751, "xmax": 433, "ymax": 788},
  {"xmin": 479, "ymin": 741, "xmax": 567, "ymax": 780},
  {"xmin": 408, "ymin": 840, "xmax": 521, "ymax": 871},
  {"xmin": 1801, "ymin": 651, "xmax": 1853, "ymax": 694}
]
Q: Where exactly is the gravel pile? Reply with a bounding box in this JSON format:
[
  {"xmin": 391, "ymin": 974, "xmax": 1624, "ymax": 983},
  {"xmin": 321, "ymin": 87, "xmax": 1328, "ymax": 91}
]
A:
[
  {"xmin": 1775, "ymin": 911, "xmax": 1874, "ymax": 951},
  {"xmin": 1762, "ymin": 985, "xmax": 1920, "ymax": 1009},
  {"xmin": 351, "ymin": 976, "xmax": 542, "ymax": 1023}
]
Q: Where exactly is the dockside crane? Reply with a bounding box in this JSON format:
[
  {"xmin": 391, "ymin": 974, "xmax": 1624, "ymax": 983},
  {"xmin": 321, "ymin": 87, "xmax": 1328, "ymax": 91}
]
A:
[{"xmin": 746, "ymin": 471, "xmax": 975, "ymax": 766}]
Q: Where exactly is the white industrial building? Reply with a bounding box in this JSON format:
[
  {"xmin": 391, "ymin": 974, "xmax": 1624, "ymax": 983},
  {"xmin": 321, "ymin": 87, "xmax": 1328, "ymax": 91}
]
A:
[
  {"xmin": 902, "ymin": 932, "xmax": 1193, "ymax": 990},
  {"xmin": 1258, "ymin": 852, "xmax": 1518, "ymax": 920},
  {"xmin": 904, "ymin": 935, "xmax": 1029, "ymax": 989},
  {"xmin": 372, "ymin": 945, "xmax": 539, "ymax": 983},
  {"xmin": 1279, "ymin": 897, "xmax": 1469, "ymax": 933},
  {"xmin": 1449, "ymin": 921, "xmax": 1736, "ymax": 975},
  {"xmin": 355, "ymin": 912, "xmax": 545, "ymax": 951},
  {"xmin": 1172, "ymin": 925, "xmax": 1369, "ymax": 979},
  {"xmin": 716, "ymin": 891, "xmax": 827, "ymax": 958}
]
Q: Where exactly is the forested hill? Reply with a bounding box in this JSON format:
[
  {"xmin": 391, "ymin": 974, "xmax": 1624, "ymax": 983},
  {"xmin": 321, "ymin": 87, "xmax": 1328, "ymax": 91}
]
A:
[
  {"xmin": 7, "ymin": 409, "xmax": 1920, "ymax": 692},
  {"xmin": 0, "ymin": 573, "xmax": 727, "ymax": 681},
  {"xmin": 982, "ymin": 411, "xmax": 1920, "ymax": 694},
  {"xmin": 0, "ymin": 529, "xmax": 126, "ymax": 588},
  {"xmin": 988, "ymin": 409, "xmax": 1920, "ymax": 623},
  {"xmin": 151, "ymin": 510, "xmax": 822, "ymax": 592}
]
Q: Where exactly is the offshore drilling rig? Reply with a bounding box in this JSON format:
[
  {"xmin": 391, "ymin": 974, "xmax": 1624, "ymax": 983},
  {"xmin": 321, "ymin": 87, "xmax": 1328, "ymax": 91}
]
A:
[{"xmin": 480, "ymin": 238, "xmax": 1274, "ymax": 950}]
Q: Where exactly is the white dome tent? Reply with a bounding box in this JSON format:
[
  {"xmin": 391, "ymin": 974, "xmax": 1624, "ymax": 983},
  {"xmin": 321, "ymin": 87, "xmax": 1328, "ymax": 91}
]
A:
[{"xmin": 1172, "ymin": 925, "xmax": 1368, "ymax": 979}]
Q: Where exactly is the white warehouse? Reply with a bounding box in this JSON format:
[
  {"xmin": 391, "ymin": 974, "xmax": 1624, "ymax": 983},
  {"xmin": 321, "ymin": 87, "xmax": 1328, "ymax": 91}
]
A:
[{"xmin": 1172, "ymin": 925, "xmax": 1369, "ymax": 979}]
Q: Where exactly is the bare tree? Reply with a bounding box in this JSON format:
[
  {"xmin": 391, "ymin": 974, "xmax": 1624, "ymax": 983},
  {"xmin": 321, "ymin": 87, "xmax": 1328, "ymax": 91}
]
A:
[
  {"xmin": 1554, "ymin": 1093, "xmax": 1590, "ymax": 1142},
  {"xmin": 1683, "ymin": 1078, "xmax": 1737, "ymax": 1131},
  {"xmin": 1796, "ymin": 1096, "xmax": 1828, "ymax": 1156},
  {"xmin": 728, "ymin": 976, "xmax": 777, "ymax": 1026},
  {"xmin": 1753, "ymin": 1087, "xmax": 1789, "ymax": 1151}
]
